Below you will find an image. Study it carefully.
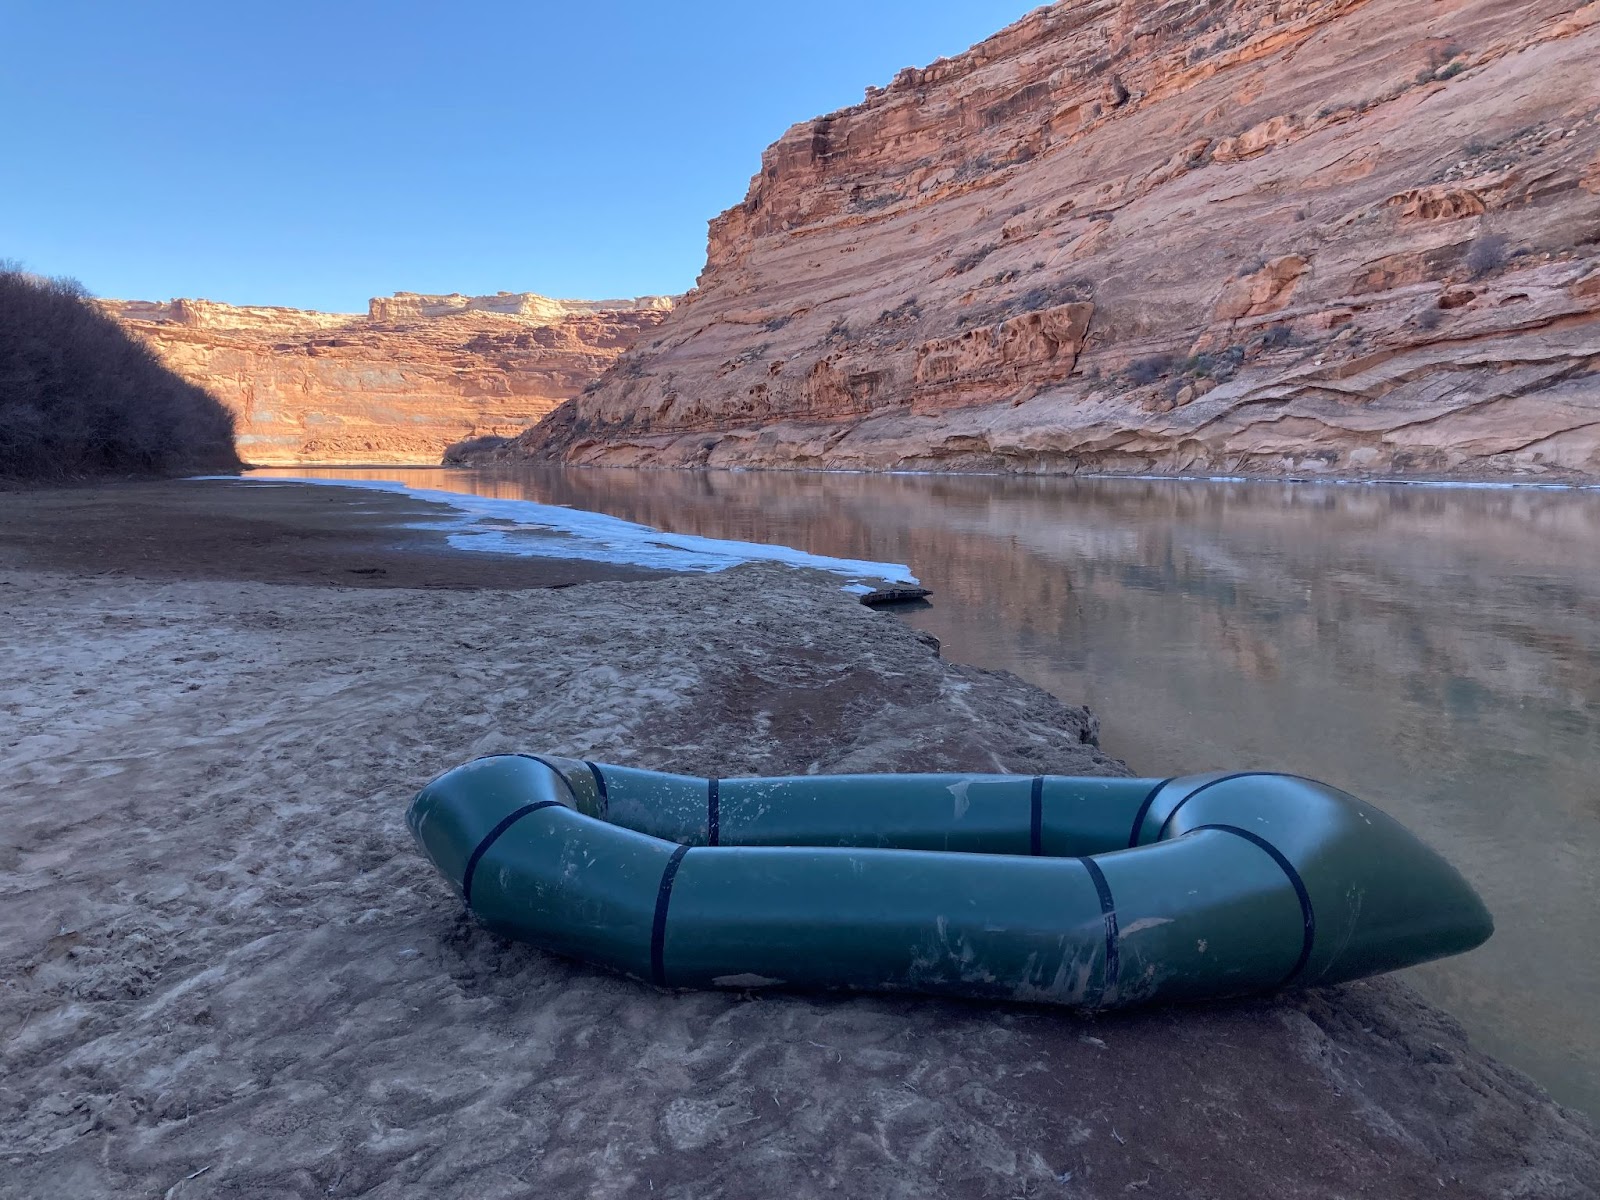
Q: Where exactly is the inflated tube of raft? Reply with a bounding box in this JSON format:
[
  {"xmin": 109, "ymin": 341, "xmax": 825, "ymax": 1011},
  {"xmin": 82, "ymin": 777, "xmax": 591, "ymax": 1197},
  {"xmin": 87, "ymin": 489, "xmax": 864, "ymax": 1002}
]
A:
[{"xmin": 406, "ymin": 755, "xmax": 1493, "ymax": 1008}]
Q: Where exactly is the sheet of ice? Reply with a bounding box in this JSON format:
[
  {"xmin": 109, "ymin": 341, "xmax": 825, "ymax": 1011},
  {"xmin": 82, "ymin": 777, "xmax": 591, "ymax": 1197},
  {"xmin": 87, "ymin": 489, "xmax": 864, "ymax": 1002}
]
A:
[
  {"xmin": 200, "ymin": 476, "xmax": 918, "ymax": 587},
  {"xmin": 1085, "ymin": 472, "xmax": 1599, "ymax": 490}
]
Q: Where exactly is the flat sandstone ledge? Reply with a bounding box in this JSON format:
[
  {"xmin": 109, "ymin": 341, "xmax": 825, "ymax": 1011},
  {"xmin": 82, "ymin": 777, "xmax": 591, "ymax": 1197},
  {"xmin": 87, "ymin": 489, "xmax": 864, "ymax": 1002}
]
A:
[{"xmin": 1, "ymin": 561, "xmax": 1595, "ymax": 1198}]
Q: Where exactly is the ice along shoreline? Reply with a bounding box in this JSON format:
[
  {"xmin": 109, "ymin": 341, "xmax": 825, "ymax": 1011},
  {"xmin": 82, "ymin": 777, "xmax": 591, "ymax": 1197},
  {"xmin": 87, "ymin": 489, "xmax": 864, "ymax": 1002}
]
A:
[{"xmin": 203, "ymin": 474, "xmax": 918, "ymax": 593}]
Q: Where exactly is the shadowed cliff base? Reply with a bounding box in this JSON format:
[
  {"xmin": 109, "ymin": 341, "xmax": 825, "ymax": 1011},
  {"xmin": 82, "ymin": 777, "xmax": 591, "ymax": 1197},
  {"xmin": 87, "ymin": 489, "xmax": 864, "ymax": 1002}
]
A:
[
  {"xmin": 0, "ymin": 268, "xmax": 240, "ymax": 482},
  {"xmin": 473, "ymin": 0, "xmax": 1600, "ymax": 481}
]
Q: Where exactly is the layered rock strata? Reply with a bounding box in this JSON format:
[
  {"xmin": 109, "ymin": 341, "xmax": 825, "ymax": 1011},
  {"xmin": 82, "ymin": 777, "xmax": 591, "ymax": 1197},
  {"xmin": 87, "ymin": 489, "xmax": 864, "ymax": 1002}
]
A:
[
  {"xmin": 103, "ymin": 293, "xmax": 671, "ymax": 465},
  {"xmin": 498, "ymin": 0, "xmax": 1600, "ymax": 480}
]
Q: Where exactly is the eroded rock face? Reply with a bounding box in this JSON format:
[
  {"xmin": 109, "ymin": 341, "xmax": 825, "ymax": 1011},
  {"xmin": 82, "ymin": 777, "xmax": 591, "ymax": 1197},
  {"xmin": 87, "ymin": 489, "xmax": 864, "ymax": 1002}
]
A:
[
  {"xmin": 102, "ymin": 294, "xmax": 672, "ymax": 465},
  {"xmin": 498, "ymin": 0, "xmax": 1600, "ymax": 480}
]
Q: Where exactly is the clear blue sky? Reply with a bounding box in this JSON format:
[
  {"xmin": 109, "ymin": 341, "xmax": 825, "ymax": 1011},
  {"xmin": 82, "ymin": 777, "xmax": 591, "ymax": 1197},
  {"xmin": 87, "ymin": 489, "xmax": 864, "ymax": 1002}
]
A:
[{"xmin": 1, "ymin": 1, "xmax": 1035, "ymax": 312}]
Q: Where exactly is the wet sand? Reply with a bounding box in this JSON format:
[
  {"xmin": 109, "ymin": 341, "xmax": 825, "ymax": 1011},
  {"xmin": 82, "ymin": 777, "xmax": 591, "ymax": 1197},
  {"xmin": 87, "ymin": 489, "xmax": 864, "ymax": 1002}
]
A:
[
  {"xmin": 0, "ymin": 478, "xmax": 665, "ymax": 590},
  {"xmin": 1, "ymin": 480, "xmax": 1596, "ymax": 1198}
]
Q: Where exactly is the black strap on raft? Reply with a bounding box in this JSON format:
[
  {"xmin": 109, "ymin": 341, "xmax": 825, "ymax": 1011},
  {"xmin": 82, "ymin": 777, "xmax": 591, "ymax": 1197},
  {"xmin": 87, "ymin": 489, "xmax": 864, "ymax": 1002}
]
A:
[
  {"xmin": 461, "ymin": 801, "xmax": 563, "ymax": 906},
  {"xmin": 517, "ymin": 754, "xmax": 583, "ymax": 808},
  {"xmin": 707, "ymin": 778, "xmax": 721, "ymax": 847},
  {"xmin": 651, "ymin": 845, "xmax": 692, "ymax": 987},
  {"xmin": 1076, "ymin": 856, "xmax": 1120, "ymax": 1003},
  {"xmin": 1155, "ymin": 771, "xmax": 1332, "ymax": 841},
  {"xmin": 1029, "ymin": 777, "xmax": 1044, "ymax": 856},
  {"xmin": 583, "ymin": 761, "xmax": 610, "ymax": 818},
  {"xmin": 1126, "ymin": 777, "xmax": 1176, "ymax": 848},
  {"xmin": 1155, "ymin": 772, "xmax": 1288, "ymax": 840},
  {"xmin": 1192, "ymin": 823, "xmax": 1317, "ymax": 985}
]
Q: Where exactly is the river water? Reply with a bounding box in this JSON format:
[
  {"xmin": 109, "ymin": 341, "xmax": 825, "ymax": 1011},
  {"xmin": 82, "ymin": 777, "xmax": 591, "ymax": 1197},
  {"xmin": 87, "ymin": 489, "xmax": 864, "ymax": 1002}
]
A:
[{"xmin": 256, "ymin": 465, "xmax": 1600, "ymax": 1115}]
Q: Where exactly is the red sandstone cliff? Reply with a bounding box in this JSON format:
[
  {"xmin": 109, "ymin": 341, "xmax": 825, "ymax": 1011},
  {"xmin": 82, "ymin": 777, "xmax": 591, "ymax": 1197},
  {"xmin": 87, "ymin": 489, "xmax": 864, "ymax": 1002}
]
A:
[
  {"xmin": 102, "ymin": 293, "xmax": 671, "ymax": 466},
  {"xmin": 498, "ymin": 0, "xmax": 1600, "ymax": 480}
]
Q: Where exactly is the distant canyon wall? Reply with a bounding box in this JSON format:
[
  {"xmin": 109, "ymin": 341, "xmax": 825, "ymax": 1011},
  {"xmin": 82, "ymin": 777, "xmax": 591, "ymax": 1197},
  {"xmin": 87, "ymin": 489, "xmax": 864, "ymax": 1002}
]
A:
[
  {"xmin": 492, "ymin": 0, "xmax": 1600, "ymax": 480},
  {"xmin": 102, "ymin": 293, "xmax": 672, "ymax": 466}
]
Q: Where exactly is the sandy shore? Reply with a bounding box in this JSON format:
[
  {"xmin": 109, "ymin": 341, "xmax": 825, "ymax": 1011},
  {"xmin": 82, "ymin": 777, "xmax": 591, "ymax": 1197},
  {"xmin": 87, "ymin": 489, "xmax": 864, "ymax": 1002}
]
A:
[
  {"xmin": 0, "ymin": 478, "xmax": 666, "ymax": 590},
  {"xmin": 1, "ymin": 483, "xmax": 1596, "ymax": 1198}
]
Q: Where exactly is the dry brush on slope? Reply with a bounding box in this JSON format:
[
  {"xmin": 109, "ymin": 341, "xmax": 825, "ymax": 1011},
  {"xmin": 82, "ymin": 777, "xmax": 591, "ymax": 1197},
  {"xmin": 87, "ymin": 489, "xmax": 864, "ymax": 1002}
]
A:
[
  {"xmin": 489, "ymin": 0, "xmax": 1600, "ymax": 481},
  {"xmin": 0, "ymin": 269, "xmax": 239, "ymax": 482}
]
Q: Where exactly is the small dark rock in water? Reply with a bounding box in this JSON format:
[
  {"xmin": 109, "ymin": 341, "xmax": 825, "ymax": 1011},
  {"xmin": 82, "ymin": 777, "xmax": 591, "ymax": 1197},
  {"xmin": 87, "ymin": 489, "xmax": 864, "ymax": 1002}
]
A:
[
  {"xmin": 912, "ymin": 628, "xmax": 942, "ymax": 657},
  {"xmin": 859, "ymin": 586, "xmax": 932, "ymax": 608}
]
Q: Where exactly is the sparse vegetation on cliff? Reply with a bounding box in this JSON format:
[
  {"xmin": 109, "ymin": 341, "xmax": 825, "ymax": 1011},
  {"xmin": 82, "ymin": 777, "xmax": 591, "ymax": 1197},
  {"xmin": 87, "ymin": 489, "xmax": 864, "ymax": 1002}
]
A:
[
  {"xmin": 1126, "ymin": 353, "xmax": 1178, "ymax": 385},
  {"xmin": 0, "ymin": 267, "xmax": 239, "ymax": 481},
  {"xmin": 441, "ymin": 434, "xmax": 512, "ymax": 464},
  {"xmin": 1466, "ymin": 234, "xmax": 1510, "ymax": 279}
]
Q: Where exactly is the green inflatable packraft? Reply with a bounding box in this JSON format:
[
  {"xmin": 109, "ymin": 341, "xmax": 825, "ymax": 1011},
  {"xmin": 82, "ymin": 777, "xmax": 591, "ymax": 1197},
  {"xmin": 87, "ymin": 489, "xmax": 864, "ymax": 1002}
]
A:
[{"xmin": 406, "ymin": 755, "xmax": 1493, "ymax": 1008}]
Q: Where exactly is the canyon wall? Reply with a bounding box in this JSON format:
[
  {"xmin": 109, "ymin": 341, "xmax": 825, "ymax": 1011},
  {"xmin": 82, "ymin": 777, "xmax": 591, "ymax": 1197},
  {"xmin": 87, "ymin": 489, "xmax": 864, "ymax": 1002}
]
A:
[
  {"xmin": 102, "ymin": 293, "xmax": 671, "ymax": 465},
  {"xmin": 497, "ymin": 0, "xmax": 1600, "ymax": 480}
]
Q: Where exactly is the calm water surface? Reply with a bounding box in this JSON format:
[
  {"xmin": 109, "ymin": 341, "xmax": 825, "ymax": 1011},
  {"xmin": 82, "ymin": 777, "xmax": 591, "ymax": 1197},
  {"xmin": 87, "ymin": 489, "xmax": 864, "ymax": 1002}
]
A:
[{"xmin": 261, "ymin": 465, "xmax": 1600, "ymax": 1114}]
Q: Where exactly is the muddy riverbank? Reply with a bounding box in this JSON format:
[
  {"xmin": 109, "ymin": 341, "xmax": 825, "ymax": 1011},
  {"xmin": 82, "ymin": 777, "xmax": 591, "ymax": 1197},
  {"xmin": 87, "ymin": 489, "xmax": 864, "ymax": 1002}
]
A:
[{"xmin": 1, "ymin": 482, "xmax": 1595, "ymax": 1198}]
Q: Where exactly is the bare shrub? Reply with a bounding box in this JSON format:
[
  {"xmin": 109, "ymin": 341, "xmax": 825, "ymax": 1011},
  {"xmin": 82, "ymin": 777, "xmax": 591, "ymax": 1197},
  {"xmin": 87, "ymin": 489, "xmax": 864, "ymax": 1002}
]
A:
[
  {"xmin": 442, "ymin": 435, "xmax": 510, "ymax": 464},
  {"xmin": 952, "ymin": 243, "xmax": 998, "ymax": 275},
  {"xmin": 1126, "ymin": 354, "xmax": 1177, "ymax": 385},
  {"xmin": 1466, "ymin": 234, "xmax": 1509, "ymax": 279},
  {"xmin": 1181, "ymin": 349, "xmax": 1244, "ymax": 380},
  {"xmin": 875, "ymin": 297, "xmax": 921, "ymax": 326},
  {"xmin": 0, "ymin": 268, "xmax": 240, "ymax": 480},
  {"xmin": 1259, "ymin": 324, "xmax": 1295, "ymax": 350}
]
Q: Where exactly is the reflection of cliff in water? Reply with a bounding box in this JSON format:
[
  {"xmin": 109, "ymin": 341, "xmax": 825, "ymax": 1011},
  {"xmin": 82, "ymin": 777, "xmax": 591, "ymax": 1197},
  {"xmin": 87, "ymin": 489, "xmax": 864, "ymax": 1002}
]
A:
[
  {"xmin": 261, "ymin": 465, "xmax": 1600, "ymax": 1113},
  {"xmin": 294, "ymin": 463, "xmax": 1600, "ymax": 715},
  {"xmin": 452, "ymin": 467, "xmax": 1600, "ymax": 716}
]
